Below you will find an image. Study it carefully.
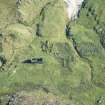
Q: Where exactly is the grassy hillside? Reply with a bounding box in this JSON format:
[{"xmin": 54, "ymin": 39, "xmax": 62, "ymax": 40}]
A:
[{"xmin": 0, "ymin": 0, "xmax": 105, "ymax": 105}]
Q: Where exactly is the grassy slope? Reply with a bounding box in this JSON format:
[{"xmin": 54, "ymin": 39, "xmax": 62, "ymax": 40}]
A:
[
  {"xmin": 0, "ymin": 0, "xmax": 105, "ymax": 105},
  {"xmin": 71, "ymin": 0, "xmax": 105, "ymax": 86},
  {"xmin": 69, "ymin": 0, "xmax": 105, "ymax": 104}
]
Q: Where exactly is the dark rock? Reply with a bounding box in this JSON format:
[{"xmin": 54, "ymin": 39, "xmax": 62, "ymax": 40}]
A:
[
  {"xmin": 65, "ymin": 25, "xmax": 73, "ymax": 39},
  {"xmin": 100, "ymin": 33, "xmax": 105, "ymax": 48},
  {"xmin": 41, "ymin": 40, "xmax": 53, "ymax": 53},
  {"xmin": 95, "ymin": 95, "xmax": 105, "ymax": 105},
  {"xmin": 0, "ymin": 56, "xmax": 6, "ymax": 68},
  {"xmin": 22, "ymin": 58, "xmax": 43, "ymax": 64},
  {"xmin": 36, "ymin": 24, "xmax": 43, "ymax": 37},
  {"xmin": 6, "ymin": 94, "xmax": 19, "ymax": 105}
]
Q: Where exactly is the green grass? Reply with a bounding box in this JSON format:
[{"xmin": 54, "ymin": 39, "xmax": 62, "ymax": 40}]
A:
[{"xmin": 0, "ymin": 0, "xmax": 105, "ymax": 104}]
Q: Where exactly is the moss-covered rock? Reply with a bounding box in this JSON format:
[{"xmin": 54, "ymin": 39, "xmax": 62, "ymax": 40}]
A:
[
  {"xmin": 0, "ymin": 0, "xmax": 105, "ymax": 105},
  {"xmin": 2, "ymin": 23, "xmax": 33, "ymax": 60}
]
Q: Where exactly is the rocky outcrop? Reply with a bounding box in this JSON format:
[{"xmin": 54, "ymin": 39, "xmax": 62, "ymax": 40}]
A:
[{"xmin": 64, "ymin": 0, "xmax": 84, "ymax": 20}]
